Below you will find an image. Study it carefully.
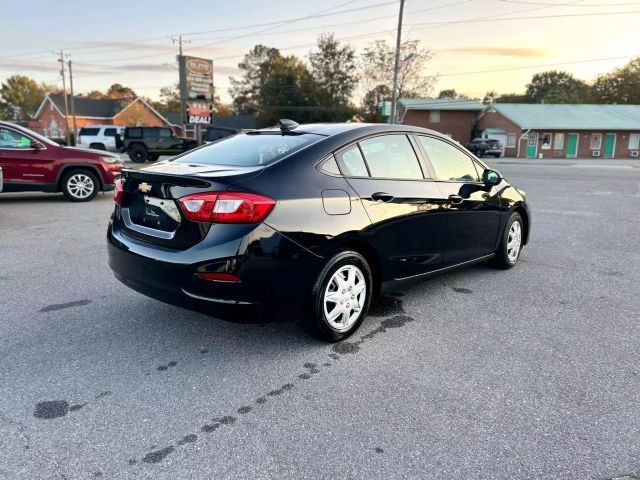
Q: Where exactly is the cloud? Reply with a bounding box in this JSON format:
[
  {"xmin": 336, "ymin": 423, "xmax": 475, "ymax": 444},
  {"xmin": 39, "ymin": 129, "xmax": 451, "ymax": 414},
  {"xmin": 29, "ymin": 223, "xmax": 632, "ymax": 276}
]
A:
[{"xmin": 438, "ymin": 46, "xmax": 553, "ymax": 57}]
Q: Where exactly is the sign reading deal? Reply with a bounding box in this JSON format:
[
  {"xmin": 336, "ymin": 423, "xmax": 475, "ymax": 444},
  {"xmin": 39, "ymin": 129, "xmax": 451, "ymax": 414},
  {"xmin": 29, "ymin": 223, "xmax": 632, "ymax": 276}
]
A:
[{"xmin": 179, "ymin": 56, "xmax": 214, "ymax": 125}]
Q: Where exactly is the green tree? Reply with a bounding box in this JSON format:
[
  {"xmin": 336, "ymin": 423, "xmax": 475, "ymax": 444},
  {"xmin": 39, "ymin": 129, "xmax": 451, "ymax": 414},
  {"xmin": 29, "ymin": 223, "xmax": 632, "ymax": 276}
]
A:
[
  {"xmin": 360, "ymin": 39, "xmax": 435, "ymax": 99},
  {"xmin": 437, "ymin": 89, "xmax": 470, "ymax": 100},
  {"xmin": 105, "ymin": 83, "xmax": 136, "ymax": 99},
  {"xmin": 256, "ymin": 55, "xmax": 319, "ymax": 127},
  {"xmin": 0, "ymin": 75, "xmax": 53, "ymax": 120},
  {"xmin": 229, "ymin": 44, "xmax": 281, "ymax": 114},
  {"xmin": 592, "ymin": 57, "xmax": 640, "ymax": 104},
  {"xmin": 309, "ymin": 33, "xmax": 358, "ymax": 107},
  {"xmin": 362, "ymin": 84, "xmax": 391, "ymax": 123},
  {"xmin": 525, "ymin": 70, "xmax": 590, "ymax": 103}
]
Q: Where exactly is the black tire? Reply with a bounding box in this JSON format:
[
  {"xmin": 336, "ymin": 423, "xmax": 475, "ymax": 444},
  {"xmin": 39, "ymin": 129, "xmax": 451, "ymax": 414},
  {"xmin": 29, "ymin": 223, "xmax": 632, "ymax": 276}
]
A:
[
  {"xmin": 477, "ymin": 149, "xmax": 485, "ymax": 158},
  {"xmin": 89, "ymin": 143, "xmax": 106, "ymax": 151},
  {"xmin": 128, "ymin": 146, "xmax": 148, "ymax": 163},
  {"xmin": 147, "ymin": 153, "xmax": 160, "ymax": 161},
  {"xmin": 493, "ymin": 153, "xmax": 501, "ymax": 158},
  {"xmin": 304, "ymin": 251, "xmax": 373, "ymax": 342},
  {"xmin": 491, "ymin": 212, "xmax": 524, "ymax": 269},
  {"xmin": 61, "ymin": 169, "xmax": 99, "ymax": 202}
]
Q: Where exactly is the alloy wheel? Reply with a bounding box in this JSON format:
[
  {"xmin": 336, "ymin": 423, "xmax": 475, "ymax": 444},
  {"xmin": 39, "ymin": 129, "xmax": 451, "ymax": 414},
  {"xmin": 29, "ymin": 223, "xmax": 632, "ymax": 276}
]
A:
[
  {"xmin": 323, "ymin": 264, "xmax": 367, "ymax": 331},
  {"xmin": 507, "ymin": 220, "xmax": 522, "ymax": 263},
  {"xmin": 67, "ymin": 173, "xmax": 95, "ymax": 200}
]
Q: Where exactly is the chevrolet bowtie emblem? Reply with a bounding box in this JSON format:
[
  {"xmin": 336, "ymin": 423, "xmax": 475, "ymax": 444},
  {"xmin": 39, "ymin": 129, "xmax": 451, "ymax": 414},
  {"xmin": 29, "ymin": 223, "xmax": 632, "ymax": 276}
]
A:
[{"xmin": 138, "ymin": 182, "xmax": 152, "ymax": 193}]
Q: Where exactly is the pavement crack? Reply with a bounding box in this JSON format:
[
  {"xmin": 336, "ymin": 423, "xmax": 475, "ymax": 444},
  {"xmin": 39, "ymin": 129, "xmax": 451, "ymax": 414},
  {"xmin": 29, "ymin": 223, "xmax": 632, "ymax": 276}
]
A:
[{"xmin": 0, "ymin": 410, "xmax": 32, "ymax": 451}]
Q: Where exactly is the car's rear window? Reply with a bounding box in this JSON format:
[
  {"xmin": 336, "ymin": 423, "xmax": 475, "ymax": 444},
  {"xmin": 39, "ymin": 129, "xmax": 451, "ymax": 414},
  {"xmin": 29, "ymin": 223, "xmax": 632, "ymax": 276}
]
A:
[
  {"xmin": 172, "ymin": 132, "xmax": 323, "ymax": 166},
  {"xmin": 126, "ymin": 128, "xmax": 142, "ymax": 139},
  {"xmin": 79, "ymin": 127, "xmax": 100, "ymax": 136}
]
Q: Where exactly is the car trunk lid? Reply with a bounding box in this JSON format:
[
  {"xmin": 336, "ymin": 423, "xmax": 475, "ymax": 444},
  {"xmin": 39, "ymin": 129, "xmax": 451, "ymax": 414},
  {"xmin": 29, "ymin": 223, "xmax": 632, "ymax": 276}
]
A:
[{"xmin": 116, "ymin": 161, "xmax": 264, "ymax": 249}]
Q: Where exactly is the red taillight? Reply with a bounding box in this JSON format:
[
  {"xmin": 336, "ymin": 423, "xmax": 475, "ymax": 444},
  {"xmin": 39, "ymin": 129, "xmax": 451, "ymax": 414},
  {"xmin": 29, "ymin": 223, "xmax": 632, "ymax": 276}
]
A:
[
  {"xmin": 196, "ymin": 272, "xmax": 241, "ymax": 282},
  {"xmin": 114, "ymin": 179, "xmax": 123, "ymax": 205},
  {"xmin": 177, "ymin": 191, "xmax": 275, "ymax": 224}
]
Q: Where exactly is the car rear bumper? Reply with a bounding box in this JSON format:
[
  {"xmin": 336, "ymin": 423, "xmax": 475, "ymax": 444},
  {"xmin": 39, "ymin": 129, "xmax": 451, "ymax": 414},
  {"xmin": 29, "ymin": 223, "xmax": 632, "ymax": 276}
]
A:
[{"xmin": 107, "ymin": 217, "xmax": 323, "ymax": 316}]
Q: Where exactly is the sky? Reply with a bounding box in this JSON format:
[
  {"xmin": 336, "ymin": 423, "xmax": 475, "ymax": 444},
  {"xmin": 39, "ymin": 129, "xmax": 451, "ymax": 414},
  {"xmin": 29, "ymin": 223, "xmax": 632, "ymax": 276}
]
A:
[{"xmin": 0, "ymin": 0, "xmax": 638, "ymax": 104}]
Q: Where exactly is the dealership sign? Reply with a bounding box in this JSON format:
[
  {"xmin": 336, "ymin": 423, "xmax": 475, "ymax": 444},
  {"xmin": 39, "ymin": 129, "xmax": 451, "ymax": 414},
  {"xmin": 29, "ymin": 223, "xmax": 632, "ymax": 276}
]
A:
[{"xmin": 178, "ymin": 55, "xmax": 214, "ymax": 125}]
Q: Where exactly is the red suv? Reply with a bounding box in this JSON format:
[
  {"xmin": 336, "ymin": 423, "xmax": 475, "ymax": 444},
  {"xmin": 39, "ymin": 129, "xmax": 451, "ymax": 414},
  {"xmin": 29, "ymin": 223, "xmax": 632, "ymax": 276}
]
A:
[{"xmin": 0, "ymin": 121, "xmax": 123, "ymax": 201}]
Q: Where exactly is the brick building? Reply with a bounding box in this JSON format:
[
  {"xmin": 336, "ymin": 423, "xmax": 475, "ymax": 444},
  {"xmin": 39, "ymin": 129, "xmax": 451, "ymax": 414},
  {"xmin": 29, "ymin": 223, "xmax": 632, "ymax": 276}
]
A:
[
  {"xmin": 397, "ymin": 99, "xmax": 485, "ymax": 145},
  {"xmin": 478, "ymin": 104, "xmax": 640, "ymax": 159},
  {"xmin": 29, "ymin": 94, "xmax": 181, "ymax": 140}
]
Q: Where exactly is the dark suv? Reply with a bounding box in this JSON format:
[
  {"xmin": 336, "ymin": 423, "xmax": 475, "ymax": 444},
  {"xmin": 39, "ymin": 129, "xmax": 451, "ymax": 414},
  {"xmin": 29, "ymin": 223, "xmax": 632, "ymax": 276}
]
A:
[
  {"xmin": 122, "ymin": 127, "xmax": 197, "ymax": 163},
  {"xmin": 466, "ymin": 138, "xmax": 502, "ymax": 158},
  {"xmin": 0, "ymin": 121, "xmax": 122, "ymax": 201}
]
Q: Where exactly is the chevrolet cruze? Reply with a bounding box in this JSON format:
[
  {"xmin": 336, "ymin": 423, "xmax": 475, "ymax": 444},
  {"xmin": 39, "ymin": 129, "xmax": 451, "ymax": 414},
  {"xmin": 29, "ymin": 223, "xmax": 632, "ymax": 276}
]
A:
[{"xmin": 108, "ymin": 121, "xmax": 530, "ymax": 341}]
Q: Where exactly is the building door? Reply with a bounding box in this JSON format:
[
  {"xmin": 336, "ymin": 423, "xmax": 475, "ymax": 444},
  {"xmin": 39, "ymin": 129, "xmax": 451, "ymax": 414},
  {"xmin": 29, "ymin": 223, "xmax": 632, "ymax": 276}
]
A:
[
  {"xmin": 604, "ymin": 133, "xmax": 616, "ymax": 158},
  {"xmin": 525, "ymin": 132, "xmax": 538, "ymax": 158},
  {"xmin": 566, "ymin": 133, "xmax": 579, "ymax": 158}
]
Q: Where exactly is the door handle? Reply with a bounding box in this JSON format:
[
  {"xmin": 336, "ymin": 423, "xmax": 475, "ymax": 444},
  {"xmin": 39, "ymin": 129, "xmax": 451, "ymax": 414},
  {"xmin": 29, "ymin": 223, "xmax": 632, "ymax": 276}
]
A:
[
  {"xmin": 448, "ymin": 194, "xmax": 464, "ymax": 204},
  {"xmin": 371, "ymin": 192, "xmax": 394, "ymax": 202}
]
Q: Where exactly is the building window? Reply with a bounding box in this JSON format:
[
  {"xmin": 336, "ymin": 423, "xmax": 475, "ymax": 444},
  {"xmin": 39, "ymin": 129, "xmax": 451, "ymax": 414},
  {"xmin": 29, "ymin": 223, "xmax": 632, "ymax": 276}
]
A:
[
  {"xmin": 590, "ymin": 133, "xmax": 602, "ymax": 150},
  {"xmin": 506, "ymin": 134, "xmax": 516, "ymax": 148},
  {"xmin": 629, "ymin": 133, "xmax": 640, "ymax": 150},
  {"xmin": 554, "ymin": 133, "xmax": 565, "ymax": 150},
  {"xmin": 541, "ymin": 133, "xmax": 552, "ymax": 149},
  {"xmin": 429, "ymin": 110, "xmax": 440, "ymax": 123}
]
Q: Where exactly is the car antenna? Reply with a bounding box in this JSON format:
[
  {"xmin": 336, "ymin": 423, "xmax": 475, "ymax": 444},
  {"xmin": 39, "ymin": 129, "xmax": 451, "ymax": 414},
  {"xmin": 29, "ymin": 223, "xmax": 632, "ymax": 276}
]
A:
[{"xmin": 277, "ymin": 119, "xmax": 299, "ymax": 133}]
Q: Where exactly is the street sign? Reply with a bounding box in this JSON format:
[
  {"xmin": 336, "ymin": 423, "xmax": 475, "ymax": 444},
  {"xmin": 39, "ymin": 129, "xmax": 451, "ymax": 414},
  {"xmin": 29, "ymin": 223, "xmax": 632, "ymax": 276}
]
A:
[{"xmin": 178, "ymin": 55, "xmax": 214, "ymax": 125}]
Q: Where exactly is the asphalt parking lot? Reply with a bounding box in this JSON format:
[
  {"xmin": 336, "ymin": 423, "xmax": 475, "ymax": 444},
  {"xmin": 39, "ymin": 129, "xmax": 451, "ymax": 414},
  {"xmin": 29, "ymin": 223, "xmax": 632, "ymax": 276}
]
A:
[{"xmin": 1, "ymin": 159, "xmax": 639, "ymax": 480}]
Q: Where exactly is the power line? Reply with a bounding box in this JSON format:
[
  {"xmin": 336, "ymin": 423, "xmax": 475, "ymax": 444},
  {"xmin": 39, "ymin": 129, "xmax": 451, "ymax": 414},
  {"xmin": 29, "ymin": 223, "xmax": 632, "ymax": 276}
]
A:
[{"xmin": 437, "ymin": 54, "xmax": 637, "ymax": 77}]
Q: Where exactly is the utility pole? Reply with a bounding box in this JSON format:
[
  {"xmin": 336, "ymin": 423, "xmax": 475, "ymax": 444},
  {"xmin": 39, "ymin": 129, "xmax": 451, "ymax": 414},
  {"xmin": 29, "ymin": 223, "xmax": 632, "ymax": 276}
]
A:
[
  {"xmin": 172, "ymin": 35, "xmax": 191, "ymax": 138},
  {"xmin": 54, "ymin": 50, "xmax": 71, "ymax": 145},
  {"xmin": 67, "ymin": 60, "xmax": 78, "ymax": 145},
  {"xmin": 390, "ymin": 0, "xmax": 405, "ymax": 124}
]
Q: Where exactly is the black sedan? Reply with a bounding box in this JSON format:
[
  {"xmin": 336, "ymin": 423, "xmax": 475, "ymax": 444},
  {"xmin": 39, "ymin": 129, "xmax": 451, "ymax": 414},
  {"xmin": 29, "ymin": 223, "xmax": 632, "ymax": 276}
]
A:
[
  {"xmin": 108, "ymin": 121, "xmax": 530, "ymax": 341},
  {"xmin": 466, "ymin": 138, "xmax": 503, "ymax": 158}
]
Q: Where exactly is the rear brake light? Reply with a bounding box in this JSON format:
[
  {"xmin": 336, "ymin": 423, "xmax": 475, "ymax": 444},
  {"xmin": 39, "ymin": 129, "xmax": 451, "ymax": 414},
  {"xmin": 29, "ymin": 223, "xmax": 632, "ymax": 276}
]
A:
[
  {"xmin": 196, "ymin": 272, "xmax": 241, "ymax": 282},
  {"xmin": 114, "ymin": 179, "xmax": 123, "ymax": 205},
  {"xmin": 177, "ymin": 191, "xmax": 275, "ymax": 224}
]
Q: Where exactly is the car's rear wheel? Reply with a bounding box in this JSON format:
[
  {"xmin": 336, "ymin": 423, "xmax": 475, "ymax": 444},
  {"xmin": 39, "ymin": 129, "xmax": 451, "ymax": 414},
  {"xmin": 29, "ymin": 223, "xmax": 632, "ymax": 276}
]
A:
[
  {"xmin": 491, "ymin": 212, "xmax": 523, "ymax": 269},
  {"xmin": 128, "ymin": 146, "xmax": 148, "ymax": 163},
  {"xmin": 61, "ymin": 169, "xmax": 99, "ymax": 202},
  {"xmin": 305, "ymin": 251, "xmax": 372, "ymax": 342}
]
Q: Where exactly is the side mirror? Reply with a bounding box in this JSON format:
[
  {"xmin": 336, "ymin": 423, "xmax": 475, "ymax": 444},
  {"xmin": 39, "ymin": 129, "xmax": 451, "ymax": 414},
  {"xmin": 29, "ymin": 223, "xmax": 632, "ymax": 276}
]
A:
[
  {"xmin": 482, "ymin": 169, "xmax": 502, "ymax": 187},
  {"xmin": 30, "ymin": 140, "xmax": 45, "ymax": 150}
]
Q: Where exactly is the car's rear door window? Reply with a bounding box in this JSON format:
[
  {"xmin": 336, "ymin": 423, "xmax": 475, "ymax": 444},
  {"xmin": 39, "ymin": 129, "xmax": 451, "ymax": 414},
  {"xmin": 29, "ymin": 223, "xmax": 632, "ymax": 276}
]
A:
[
  {"xmin": 358, "ymin": 134, "xmax": 423, "ymax": 180},
  {"xmin": 104, "ymin": 128, "xmax": 117, "ymax": 137},
  {"xmin": 335, "ymin": 145, "xmax": 369, "ymax": 177},
  {"xmin": 417, "ymin": 135, "xmax": 480, "ymax": 182},
  {"xmin": 172, "ymin": 132, "xmax": 323, "ymax": 166},
  {"xmin": 79, "ymin": 127, "xmax": 100, "ymax": 136}
]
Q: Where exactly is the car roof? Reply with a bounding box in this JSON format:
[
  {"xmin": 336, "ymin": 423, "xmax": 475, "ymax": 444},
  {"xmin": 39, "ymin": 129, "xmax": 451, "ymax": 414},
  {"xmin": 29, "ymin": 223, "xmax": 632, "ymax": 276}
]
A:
[{"xmin": 257, "ymin": 122, "xmax": 451, "ymax": 139}]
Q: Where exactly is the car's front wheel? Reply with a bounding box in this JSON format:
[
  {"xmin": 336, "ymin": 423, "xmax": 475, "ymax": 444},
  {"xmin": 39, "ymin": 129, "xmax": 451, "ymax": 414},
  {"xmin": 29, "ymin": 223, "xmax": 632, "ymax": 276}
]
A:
[
  {"xmin": 492, "ymin": 212, "xmax": 523, "ymax": 269},
  {"xmin": 305, "ymin": 251, "xmax": 373, "ymax": 342},
  {"xmin": 61, "ymin": 169, "xmax": 99, "ymax": 202}
]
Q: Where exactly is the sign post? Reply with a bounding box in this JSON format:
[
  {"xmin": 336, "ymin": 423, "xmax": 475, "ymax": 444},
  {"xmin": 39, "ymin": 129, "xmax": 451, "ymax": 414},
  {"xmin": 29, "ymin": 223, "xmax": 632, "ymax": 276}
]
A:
[{"xmin": 178, "ymin": 55, "xmax": 214, "ymax": 144}]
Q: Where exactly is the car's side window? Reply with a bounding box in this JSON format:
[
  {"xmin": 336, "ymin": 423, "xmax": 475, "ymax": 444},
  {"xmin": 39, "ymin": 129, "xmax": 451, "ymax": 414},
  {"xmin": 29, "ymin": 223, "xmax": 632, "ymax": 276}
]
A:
[
  {"xmin": 335, "ymin": 145, "xmax": 369, "ymax": 177},
  {"xmin": 358, "ymin": 134, "xmax": 423, "ymax": 180},
  {"xmin": 159, "ymin": 128, "xmax": 173, "ymax": 138},
  {"xmin": 0, "ymin": 127, "xmax": 32, "ymax": 149},
  {"xmin": 104, "ymin": 128, "xmax": 117, "ymax": 137},
  {"xmin": 418, "ymin": 135, "xmax": 480, "ymax": 182}
]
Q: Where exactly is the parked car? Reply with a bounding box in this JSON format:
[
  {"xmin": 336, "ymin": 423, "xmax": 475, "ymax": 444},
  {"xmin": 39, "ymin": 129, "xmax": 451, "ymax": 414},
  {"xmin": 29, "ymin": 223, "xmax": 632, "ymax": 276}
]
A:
[
  {"xmin": 108, "ymin": 121, "xmax": 530, "ymax": 341},
  {"xmin": 466, "ymin": 138, "xmax": 503, "ymax": 158},
  {"xmin": 204, "ymin": 126, "xmax": 243, "ymax": 143},
  {"xmin": 122, "ymin": 127, "xmax": 197, "ymax": 163},
  {"xmin": 0, "ymin": 121, "xmax": 123, "ymax": 201},
  {"xmin": 0, "ymin": 165, "xmax": 3, "ymax": 192},
  {"xmin": 77, "ymin": 125, "xmax": 125, "ymax": 152}
]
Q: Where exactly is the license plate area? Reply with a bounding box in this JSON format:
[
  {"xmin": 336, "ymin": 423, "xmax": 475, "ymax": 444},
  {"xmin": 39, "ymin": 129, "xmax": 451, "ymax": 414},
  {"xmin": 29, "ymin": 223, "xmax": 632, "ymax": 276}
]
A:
[{"xmin": 127, "ymin": 195, "xmax": 181, "ymax": 233}]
